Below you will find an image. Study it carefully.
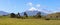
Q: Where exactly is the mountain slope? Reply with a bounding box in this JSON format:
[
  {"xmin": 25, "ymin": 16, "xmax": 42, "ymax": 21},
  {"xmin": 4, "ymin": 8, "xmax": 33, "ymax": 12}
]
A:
[
  {"xmin": 20, "ymin": 10, "xmax": 47, "ymax": 16},
  {"xmin": 0, "ymin": 11, "xmax": 9, "ymax": 15}
]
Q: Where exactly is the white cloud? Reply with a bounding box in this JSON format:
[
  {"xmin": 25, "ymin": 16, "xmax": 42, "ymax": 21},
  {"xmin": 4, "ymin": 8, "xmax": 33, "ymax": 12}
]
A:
[
  {"xmin": 27, "ymin": 2, "xmax": 33, "ymax": 6},
  {"xmin": 26, "ymin": 2, "xmax": 54, "ymax": 14},
  {"xmin": 28, "ymin": 6, "xmax": 50, "ymax": 14}
]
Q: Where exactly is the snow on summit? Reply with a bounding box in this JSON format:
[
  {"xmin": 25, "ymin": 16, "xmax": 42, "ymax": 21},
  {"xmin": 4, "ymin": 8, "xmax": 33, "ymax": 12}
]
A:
[{"xmin": 28, "ymin": 7, "xmax": 38, "ymax": 11}]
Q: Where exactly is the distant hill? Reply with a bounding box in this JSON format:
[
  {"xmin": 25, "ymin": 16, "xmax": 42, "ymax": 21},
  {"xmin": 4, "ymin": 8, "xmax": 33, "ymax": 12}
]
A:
[
  {"xmin": 0, "ymin": 11, "xmax": 9, "ymax": 15},
  {"xmin": 46, "ymin": 12, "xmax": 60, "ymax": 18}
]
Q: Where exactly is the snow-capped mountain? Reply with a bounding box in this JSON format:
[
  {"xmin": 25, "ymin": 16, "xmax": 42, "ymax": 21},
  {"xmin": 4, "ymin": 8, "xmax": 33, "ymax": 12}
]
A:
[
  {"xmin": 20, "ymin": 11, "xmax": 47, "ymax": 16},
  {"xmin": 20, "ymin": 8, "xmax": 47, "ymax": 16}
]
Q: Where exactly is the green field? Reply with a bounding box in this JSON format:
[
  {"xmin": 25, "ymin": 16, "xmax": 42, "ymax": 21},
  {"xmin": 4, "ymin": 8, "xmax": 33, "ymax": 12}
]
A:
[{"xmin": 0, "ymin": 18, "xmax": 60, "ymax": 25}]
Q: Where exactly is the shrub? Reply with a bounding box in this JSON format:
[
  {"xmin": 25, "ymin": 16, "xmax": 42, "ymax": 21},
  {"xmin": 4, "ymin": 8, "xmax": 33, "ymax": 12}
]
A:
[
  {"xmin": 10, "ymin": 13, "xmax": 16, "ymax": 18},
  {"xmin": 16, "ymin": 12, "xmax": 21, "ymax": 18},
  {"xmin": 24, "ymin": 12, "xmax": 28, "ymax": 18},
  {"xmin": 45, "ymin": 18, "xmax": 50, "ymax": 20},
  {"xmin": 36, "ymin": 12, "xmax": 41, "ymax": 18}
]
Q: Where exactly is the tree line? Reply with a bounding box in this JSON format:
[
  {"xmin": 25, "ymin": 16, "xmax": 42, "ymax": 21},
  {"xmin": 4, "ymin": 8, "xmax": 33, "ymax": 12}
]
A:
[{"xmin": 10, "ymin": 12, "xmax": 41, "ymax": 19}]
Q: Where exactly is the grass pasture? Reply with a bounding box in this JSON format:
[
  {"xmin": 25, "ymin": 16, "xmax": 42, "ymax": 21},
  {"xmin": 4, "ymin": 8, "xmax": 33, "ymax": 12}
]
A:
[{"xmin": 0, "ymin": 18, "xmax": 60, "ymax": 25}]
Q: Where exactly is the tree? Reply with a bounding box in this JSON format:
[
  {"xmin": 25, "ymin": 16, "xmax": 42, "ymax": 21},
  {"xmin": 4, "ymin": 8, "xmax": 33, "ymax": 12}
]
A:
[
  {"xmin": 17, "ymin": 12, "xmax": 21, "ymax": 18},
  {"xmin": 10, "ymin": 13, "xmax": 16, "ymax": 18},
  {"xmin": 24, "ymin": 12, "xmax": 28, "ymax": 18},
  {"xmin": 36, "ymin": 12, "xmax": 41, "ymax": 18}
]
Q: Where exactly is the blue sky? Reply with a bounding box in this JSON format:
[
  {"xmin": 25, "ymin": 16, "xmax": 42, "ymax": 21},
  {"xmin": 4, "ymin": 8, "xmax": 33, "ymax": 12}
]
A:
[{"xmin": 0, "ymin": 0, "xmax": 60, "ymax": 13}]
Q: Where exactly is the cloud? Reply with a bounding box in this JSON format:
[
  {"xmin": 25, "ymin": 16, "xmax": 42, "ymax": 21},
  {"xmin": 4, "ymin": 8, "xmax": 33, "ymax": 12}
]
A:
[
  {"xmin": 28, "ymin": 7, "xmax": 49, "ymax": 14},
  {"xmin": 26, "ymin": 2, "xmax": 54, "ymax": 14},
  {"xmin": 27, "ymin": 3, "xmax": 50, "ymax": 13},
  {"xmin": 27, "ymin": 2, "xmax": 33, "ymax": 6}
]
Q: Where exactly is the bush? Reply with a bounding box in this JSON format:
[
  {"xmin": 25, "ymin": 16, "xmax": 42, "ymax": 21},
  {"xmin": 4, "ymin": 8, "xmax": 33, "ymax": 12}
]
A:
[
  {"xmin": 36, "ymin": 12, "xmax": 41, "ymax": 18},
  {"xmin": 45, "ymin": 18, "xmax": 50, "ymax": 20},
  {"xmin": 24, "ymin": 12, "xmax": 28, "ymax": 18},
  {"xmin": 16, "ymin": 12, "xmax": 21, "ymax": 19},
  {"xmin": 10, "ymin": 13, "xmax": 16, "ymax": 18}
]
